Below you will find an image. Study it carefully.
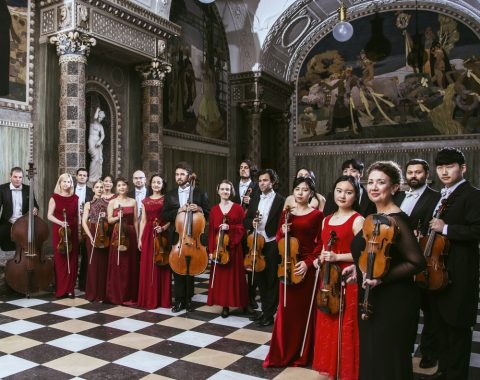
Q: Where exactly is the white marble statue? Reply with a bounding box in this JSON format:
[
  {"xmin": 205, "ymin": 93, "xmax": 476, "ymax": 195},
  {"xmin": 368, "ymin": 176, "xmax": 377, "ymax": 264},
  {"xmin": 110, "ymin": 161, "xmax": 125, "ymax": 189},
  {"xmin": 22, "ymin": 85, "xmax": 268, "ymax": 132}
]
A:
[{"xmin": 88, "ymin": 107, "xmax": 105, "ymax": 185}]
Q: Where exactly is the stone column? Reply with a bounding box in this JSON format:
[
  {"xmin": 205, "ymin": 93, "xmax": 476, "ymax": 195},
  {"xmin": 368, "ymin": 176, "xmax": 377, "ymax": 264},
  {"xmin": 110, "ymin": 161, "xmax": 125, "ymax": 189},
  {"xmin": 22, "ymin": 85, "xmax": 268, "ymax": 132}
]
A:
[
  {"xmin": 273, "ymin": 111, "xmax": 291, "ymax": 195},
  {"xmin": 50, "ymin": 32, "xmax": 96, "ymax": 175},
  {"xmin": 241, "ymin": 100, "xmax": 265, "ymax": 166},
  {"xmin": 136, "ymin": 58, "xmax": 171, "ymax": 177}
]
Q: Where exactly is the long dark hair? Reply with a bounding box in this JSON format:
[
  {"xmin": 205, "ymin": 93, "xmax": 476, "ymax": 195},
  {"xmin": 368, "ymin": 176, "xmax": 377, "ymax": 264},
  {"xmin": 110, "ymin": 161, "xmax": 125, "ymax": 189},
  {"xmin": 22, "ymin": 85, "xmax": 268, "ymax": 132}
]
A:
[
  {"xmin": 292, "ymin": 176, "xmax": 317, "ymax": 205},
  {"xmin": 329, "ymin": 175, "xmax": 361, "ymax": 214},
  {"xmin": 149, "ymin": 173, "xmax": 166, "ymax": 195}
]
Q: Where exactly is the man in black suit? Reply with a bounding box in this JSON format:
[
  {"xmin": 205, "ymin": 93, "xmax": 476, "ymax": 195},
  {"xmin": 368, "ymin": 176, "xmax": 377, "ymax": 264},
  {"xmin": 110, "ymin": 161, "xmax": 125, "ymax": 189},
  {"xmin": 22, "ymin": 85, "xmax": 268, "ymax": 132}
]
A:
[
  {"xmin": 74, "ymin": 168, "xmax": 93, "ymax": 291},
  {"xmin": 396, "ymin": 159, "xmax": 441, "ymax": 369},
  {"xmin": 323, "ymin": 158, "xmax": 376, "ymax": 216},
  {"xmin": 244, "ymin": 169, "xmax": 285, "ymax": 326},
  {"xmin": 127, "ymin": 170, "xmax": 152, "ymax": 226},
  {"xmin": 232, "ymin": 159, "xmax": 260, "ymax": 309},
  {"xmin": 421, "ymin": 147, "xmax": 480, "ymax": 380},
  {"xmin": 162, "ymin": 161, "xmax": 210, "ymax": 313},
  {"xmin": 0, "ymin": 167, "xmax": 38, "ymax": 251}
]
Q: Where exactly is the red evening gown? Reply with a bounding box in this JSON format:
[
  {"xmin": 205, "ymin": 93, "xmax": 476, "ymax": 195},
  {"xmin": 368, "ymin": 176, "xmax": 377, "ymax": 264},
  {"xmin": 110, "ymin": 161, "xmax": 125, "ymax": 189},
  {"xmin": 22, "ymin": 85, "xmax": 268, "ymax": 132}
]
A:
[
  {"xmin": 105, "ymin": 206, "xmax": 139, "ymax": 304},
  {"xmin": 264, "ymin": 209, "xmax": 324, "ymax": 368},
  {"xmin": 84, "ymin": 198, "xmax": 110, "ymax": 302},
  {"xmin": 313, "ymin": 213, "xmax": 361, "ymax": 380},
  {"xmin": 207, "ymin": 203, "xmax": 249, "ymax": 308},
  {"xmin": 51, "ymin": 193, "xmax": 79, "ymax": 298},
  {"xmin": 137, "ymin": 197, "xmax": 172, "ymax": 309}
]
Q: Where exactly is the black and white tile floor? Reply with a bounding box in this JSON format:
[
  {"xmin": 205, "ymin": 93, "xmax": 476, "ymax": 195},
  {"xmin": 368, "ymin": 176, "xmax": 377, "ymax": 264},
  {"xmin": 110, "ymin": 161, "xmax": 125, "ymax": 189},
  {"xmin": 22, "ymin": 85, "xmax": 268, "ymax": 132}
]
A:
[{"xmin": 0, "ymin": 272, "xmax": 478, "ymax": 379}]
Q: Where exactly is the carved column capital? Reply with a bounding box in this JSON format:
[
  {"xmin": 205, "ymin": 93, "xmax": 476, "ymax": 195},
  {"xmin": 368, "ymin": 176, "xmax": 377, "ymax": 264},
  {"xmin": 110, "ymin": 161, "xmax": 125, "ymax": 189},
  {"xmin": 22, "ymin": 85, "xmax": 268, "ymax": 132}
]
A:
[
  {"xmin": 49, "ymin": 31, "xmax": 96, "ymax": 62},
  {"xmin": 137, "ymin": 58, "xmax": 172, "ymax": 87},
  {"xmin": 240, "ymin": 100, "xmax": 266, "ymax": 115}
]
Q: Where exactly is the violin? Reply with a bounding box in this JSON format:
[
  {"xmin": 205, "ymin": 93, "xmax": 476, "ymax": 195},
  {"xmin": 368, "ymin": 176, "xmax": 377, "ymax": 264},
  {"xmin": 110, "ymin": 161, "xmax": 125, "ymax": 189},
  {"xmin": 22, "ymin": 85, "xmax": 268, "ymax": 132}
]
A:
[
  {"xmin": 243, "ymin": 211, "xmax": 266, "ymax": 275},
  {"xmin": 278, "ymin": 206, "xmax": 303, "ymax": 306},
  {"xmin": 57, "ymin": 209, "xmax": 72, "ymax": 257},
  {"xmin": 317, "ymin": 231, "xmax": 341, "ymax": 314},
  {"xmin": 153, "ymin": 218, "xmax": 169, "ymax": 266},
  {"xmin": 359, "ymin": 214, "xmax": 398, "ymax": 320},
  {"xmin": 93, "ymin": 211, "xmax": 109, "ymax": 249},
  {"xmin": 5, "ymin": 163, "xmax": 53, "ymax": 296},
  {"xmin": 241, "ymin": 187, "xmax": 253, "ymax": 211},
  {"xmin": 169, "ymin": 174, "xmax": 209, "ymax": 276},
  {"xmin": 79, "ymin": 202, "xmax": 87, "ymax": 241},
  {"xmin": 212, "ymin": 214, "xmax": 230, "ymax": 265},
  {"xmin": 416, "ymin": 199, "xmax": 450, "ymax": 290},
  {"xmin": 112, "ymin": 205, "xmax": 129, "ymax": 252}
]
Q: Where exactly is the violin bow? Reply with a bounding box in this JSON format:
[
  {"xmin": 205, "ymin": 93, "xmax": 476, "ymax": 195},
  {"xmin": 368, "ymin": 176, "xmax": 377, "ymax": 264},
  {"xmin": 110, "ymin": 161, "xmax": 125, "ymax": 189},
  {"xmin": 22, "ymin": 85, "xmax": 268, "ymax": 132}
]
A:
[
  {"xmin": 251, "ymin": 212, "xmax": 260, "ymax": 285},
  {"xmin": 337, "ymin": 280, "xmax": 347, "ymax": 380},
  {"xmin": 89, "ymin": 213, "xmax": 101, "ymax": 265},
  {"xmin": 283, "ymin": 208, "xmax": 290, "ymax": 308},
  {"xmin": 211, "ymin": 215, "xmax": 226, "ymax": 289},
  {"xmin": 63, "ymin": 209, "xmax": 71, "ymax": 274},
  {"xmin": 117, "ymin": 205, "xmax": 122, "ymax": 266},
  {"xmin": 152, "ymin": 223, "xmax": 156, "ymax": 286}
]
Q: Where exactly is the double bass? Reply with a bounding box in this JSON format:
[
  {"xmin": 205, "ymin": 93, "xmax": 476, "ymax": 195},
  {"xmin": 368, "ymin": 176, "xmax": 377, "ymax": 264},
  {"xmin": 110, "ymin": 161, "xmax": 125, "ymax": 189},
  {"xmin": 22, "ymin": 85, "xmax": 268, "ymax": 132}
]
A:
[
  {"xmin": 169, "ymin": 174, "xmax": 209, "ymax": 276},
  {"xmin": 416, "ymin": 199, "xmax": 450, "ymax": 290},
  {"xmin": 359, "ymin": 214, "xmax": 398, "ymax": 320},
  {"xmin": 5, "ymin": 163, "xmax": 54, "ymax": 297},
  {"xmin": 317, "ymin": 231, "xmax": 341, "ymax": 314}
]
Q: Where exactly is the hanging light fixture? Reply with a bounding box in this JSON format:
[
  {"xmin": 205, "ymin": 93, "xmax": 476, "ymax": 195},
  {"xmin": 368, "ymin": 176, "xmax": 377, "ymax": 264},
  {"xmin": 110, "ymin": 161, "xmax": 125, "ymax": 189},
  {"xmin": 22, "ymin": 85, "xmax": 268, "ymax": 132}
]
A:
[
  {"xmin": 198, "ymin": 0, "xmax": 215, "ymax": 3},
  {"xmin": 332, "ymin": 2, "xmax": 354, "ymax": 42}
]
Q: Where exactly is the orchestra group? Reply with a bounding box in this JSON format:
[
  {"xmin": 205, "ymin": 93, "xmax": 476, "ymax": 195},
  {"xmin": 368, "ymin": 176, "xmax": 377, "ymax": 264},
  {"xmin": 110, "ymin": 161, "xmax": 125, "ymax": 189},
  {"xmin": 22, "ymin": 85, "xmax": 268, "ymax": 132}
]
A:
[{"xmin": 0, "ymin": 146, "xmax": 479, "ymax": 380}]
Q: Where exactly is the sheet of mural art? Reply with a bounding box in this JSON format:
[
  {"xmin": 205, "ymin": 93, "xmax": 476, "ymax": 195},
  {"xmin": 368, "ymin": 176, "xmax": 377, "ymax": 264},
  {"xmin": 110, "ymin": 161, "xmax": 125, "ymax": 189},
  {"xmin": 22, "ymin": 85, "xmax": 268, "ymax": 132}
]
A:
[
  {"xmin": 0, "ymin": 0, "xmax": 29, "ymax": 103},
  {"xmin": 297, "ymin": 10, "xmax": 480, "ymax": 143}
]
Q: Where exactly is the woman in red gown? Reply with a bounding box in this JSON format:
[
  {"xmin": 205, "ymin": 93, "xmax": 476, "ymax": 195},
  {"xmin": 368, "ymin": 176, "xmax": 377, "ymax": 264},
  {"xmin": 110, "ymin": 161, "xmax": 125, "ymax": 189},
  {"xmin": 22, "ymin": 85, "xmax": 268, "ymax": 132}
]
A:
[
  {"xmin": 313, "ymin": 175, "xmax": 364, "ymax": 380},
  {"xmin": 105, "ymin": 177, "xmax": 139, "ymax": 305},
  {"xmin": 207, "ymin": 180, "xmax": 249, "ymax": 318},
  {"xmin": 82, "ymin": 179, "xmax": 110, "ymax": 302},
  {"xmin": 47, "ymin": 173, "xmax": 79, "ymax": 298},
  {"xmin": 137, "ymin": 174, "xmax": 171, "ymax": 309},
  {"xmin": 264, "ymin": 177, "xmax": 324, "ymax": 367}
]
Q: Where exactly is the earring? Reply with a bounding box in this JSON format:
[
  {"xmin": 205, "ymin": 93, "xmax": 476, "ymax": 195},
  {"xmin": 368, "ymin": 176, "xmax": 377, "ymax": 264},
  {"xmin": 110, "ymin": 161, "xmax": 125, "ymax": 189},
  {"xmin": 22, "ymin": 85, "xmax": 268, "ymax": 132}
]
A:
[{"xmin": 391, "ymin": 192, "xmax": 395, "ymax": 195}]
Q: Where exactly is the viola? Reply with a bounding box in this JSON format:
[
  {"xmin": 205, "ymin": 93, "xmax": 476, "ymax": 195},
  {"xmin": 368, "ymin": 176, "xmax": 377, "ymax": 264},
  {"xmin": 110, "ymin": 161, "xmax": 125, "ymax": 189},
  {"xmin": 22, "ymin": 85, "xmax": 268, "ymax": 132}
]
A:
[
  {"xmin": 169, "ymin": 174, "xmax": 209, "ymax": 276},
  {"xmin": 57, "ymin": 209, "xmax": 72, "ymax": 257},
  {"xmin": 359, "ymin": 213, "xmax": 398, "ymax": 320},
  {"xmin": 153, "ymin": 218, "xmax": 169, "ymax": 266},
  {"xmin": 93, "ymin": 211, "xmax": 109, "ymax": 249},
  {"xmin": 317, "ymin": 231, "xmax": 341, "ymax": 314},
  {"xmin": 5, "ymin": 163, "xmax": 53, "ymax": 296},
  {"xmin": 112, "ymin": 204, "xmax": 129, "ymax": 253},
  {"xmin": 416, "ymin": 199, "xmax": 450, "ymax": 290},
  {"xmin": 212, "ymin": 214, "xmax": 230, "ymax": 266},
  {"xmin": 241, "ymin": 187, "xmax": 253, "ymax": 211},
  {"xmin": 243, "ymin": 210, "xmax": 266, "ymax": 275}
]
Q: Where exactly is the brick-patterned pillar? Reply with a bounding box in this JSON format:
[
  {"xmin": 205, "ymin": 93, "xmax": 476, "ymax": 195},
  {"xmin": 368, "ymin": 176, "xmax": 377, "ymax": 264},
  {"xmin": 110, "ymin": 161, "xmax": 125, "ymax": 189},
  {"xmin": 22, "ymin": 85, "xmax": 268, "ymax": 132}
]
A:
[
  {"xmin": 50, "ymin": 32, "xmax": 96, "ymax": 175},
  {"xmin": 136, "ymin": 58, "xmax": 171, "ymax": 178},
  {"xmin": 274, "ymin": 111, "xmax": 291, "ymax": 195},
  {"xmin": 241, "ymin": 100, "xmax": 265, "ymax": 167}
]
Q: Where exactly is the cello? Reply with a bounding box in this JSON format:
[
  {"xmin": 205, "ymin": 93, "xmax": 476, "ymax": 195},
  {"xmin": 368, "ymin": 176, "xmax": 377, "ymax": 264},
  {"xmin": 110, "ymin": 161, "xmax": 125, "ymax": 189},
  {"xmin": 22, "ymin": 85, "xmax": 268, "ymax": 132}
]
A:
[
  {"xmin": 359, "ymin": 213, "xmax": 398, "ymax": 320},
  {"xmin": 5, "ymin": 163, "xmax": 54, "ymax": 297},
  {"xmin": 169, "ymin": 174, "xmax": 209, "ymax": 276},
  {"xmin": 317, "ymin": 231, "xmax": 341, "ymax": 314},
  {"xmin": 416, "ymin": 199, "xmax": 450, "ymax": 290}
]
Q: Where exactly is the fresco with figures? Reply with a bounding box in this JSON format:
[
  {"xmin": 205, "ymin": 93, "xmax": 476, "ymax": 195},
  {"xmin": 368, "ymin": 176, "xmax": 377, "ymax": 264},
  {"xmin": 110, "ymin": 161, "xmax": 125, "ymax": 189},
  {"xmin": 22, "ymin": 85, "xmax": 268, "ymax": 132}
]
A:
[{"xmin": 296, "ymin": 10, "xmax": 480, "ymax": 143}]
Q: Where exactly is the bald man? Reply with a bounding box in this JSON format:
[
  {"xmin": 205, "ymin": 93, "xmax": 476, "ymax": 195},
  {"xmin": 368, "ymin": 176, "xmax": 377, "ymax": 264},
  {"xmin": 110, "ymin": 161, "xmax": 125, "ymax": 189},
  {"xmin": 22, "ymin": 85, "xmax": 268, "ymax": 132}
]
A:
[{"xmin": 128, "ymin": 170, "xmax": 152, "ymax": 223}]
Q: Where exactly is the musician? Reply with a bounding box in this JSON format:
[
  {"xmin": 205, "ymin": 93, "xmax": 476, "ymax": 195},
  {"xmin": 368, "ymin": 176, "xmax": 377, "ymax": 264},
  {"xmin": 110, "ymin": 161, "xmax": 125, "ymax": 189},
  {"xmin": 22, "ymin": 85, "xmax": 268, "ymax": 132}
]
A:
[
  {"xmin": 323, "ymin": 158, "xmax": 376, "ymax": 217},
  {"xmin": 313, "ymin": 175, "xmax": 363, "ymax": 379},
  {"xmin": 284, "ymin": 168, "xmax": 326, "ymax": 211},
  {"xmin": 232, "ymin": 159, "xmax": 259, "ymax": 310},
  {"xmin": 162, "ymin": 161, "xmax": 210, "ymax": 313},
  {"xmin": 105, "ymin": 177, "xmax": 139, "ymax": 305},
  {"xmin": 47, "ymin": 173, "xmax": 79, "ymax": 298},
  {"xmin": 424, "ymin": 147, "xmax": 480, "ymax": 380},
  {"xmin": 207, "ymin": 180, "xmax": 249, "ymax": 318},
  {"xmin": 101, "ymin": 174, "xmax": 116, "ymax": 201},
  {"xmin": 263, "ymin": 176, "xmax": 323, "ymax": 367},
  {"xmin": 137, "ymin": 174, "xmax": 171, "ymax": 309},
  {"xmin": 75, "ymin": 168, "xmax": 93, "ymax": 291},
  {"xmin": 397, "ymin": 158, "xmax": 441, "ymax": 369},
  {"xmin": 81, "ymin": 179, "xmax": 109, "ymax": 302},
  {"xmin": 244, "ymin": 169, "xmax": 285, "ymax": 327},
  {"xmin": 128, "ymin": 170, "xmax": 151, "ymax": 224},
  {"xmin": 0, "ymin": 167, "xmax": 38, "ymax": 251},
  {"xmin": 343, "ymin": 161, "xmax": 425, "ymax": 380}
]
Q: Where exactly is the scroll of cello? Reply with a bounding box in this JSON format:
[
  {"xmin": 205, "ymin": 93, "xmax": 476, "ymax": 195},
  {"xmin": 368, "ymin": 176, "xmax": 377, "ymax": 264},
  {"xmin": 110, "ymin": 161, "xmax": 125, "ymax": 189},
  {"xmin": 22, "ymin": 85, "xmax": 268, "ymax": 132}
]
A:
[
  {"xmin": 416, "ymin": 199, "xmax": 450, "ymax": 290},
  {"xmin": 359, "ymin": 214, "xmax": 398, "ymax": 320}
]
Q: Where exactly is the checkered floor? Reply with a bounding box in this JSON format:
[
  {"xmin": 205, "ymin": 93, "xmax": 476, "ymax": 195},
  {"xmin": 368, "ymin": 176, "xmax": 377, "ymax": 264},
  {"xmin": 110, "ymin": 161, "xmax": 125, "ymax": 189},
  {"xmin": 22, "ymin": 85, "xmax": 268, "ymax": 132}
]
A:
[{"xmin": 1, "ymin": 272, "xmax": 479, "ymax": 380}]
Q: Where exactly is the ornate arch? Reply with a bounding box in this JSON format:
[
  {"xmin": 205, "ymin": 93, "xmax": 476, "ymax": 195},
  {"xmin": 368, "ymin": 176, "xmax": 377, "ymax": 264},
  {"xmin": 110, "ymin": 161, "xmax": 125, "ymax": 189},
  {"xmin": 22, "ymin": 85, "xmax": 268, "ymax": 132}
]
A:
[{"xmin": 85, "ymin": 76, "xmax": 123, "ymax": 176}]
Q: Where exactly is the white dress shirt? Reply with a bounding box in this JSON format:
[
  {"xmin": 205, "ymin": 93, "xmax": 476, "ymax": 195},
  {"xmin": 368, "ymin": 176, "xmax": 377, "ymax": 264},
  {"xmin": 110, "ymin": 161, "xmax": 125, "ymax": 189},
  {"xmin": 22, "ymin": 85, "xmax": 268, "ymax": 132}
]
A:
[
  {"xmin": 178, "ymin": 186, "xmax": 190, "ymax": 208},
  {"xmin": 9, "ymin": 183, "xmax": 23, "ymax": 224},
  {"xmin": 257, "ymin": 190, "xmax": 276, "ymax": 242},
  {"xmin": 135, "ymin": 187, "xmax": 147, "ymax": 216},
  {"xmin": 434, "ymin": 179, "xmax": 466, "ymax": 235},
  {"xmin": 400, "ymin": 184, "xmax": 427, "ymax": 216},
  {"xmin": 239, "ymin": 179, "xmax": 252, "ymax": 199},
  {"xmin": 75, "ymin": 185, "xmax": 87, "ymax": 206}
]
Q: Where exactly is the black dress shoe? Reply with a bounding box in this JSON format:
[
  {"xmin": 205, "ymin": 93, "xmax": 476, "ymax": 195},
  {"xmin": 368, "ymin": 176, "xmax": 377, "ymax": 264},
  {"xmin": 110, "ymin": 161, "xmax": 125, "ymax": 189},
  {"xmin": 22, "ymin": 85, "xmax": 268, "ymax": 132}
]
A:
[
  {"xmin": 257, "ymin": 316, "xmax": 274, "ymax": 327},
  {"xmin": 419, "ymin": 356, "xmax": 438, "ymax": 369},
  {"xmin": 249, "ymin": 312, "xmax": 263, "ymax": 321},
  {"xmin": 221, "ymin": 307, "xmax": 229, "ymax": 318},
  {"xmin": 185, "ymin": 300, "xmax": 194, "ymax": 312},
  {"xmin": 420, "ymin": 371, "xmax": 445, "ymax": 380},
  {"xmin": 249, "ymin": 298, "xmax": 258, "ymax": 310},
  {"xmin": 68, "ymin": 293, "xmax": 75, "ymax": 299},
  {"xmin": 171, "ymin": 301, "xmax": 185, "ymax": 313},
  {"xmin": 243, "ymin": 305, "xmax": 255, "ymax": 316}
]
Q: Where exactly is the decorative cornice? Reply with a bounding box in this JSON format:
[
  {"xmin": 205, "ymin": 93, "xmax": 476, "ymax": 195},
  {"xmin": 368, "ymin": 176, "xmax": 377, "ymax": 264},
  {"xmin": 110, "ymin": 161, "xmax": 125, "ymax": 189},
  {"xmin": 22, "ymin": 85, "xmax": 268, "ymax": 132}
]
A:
[
  {"xmin": 0, "ymin": 119, "xmax": 33, "ymax": 129},
  {"xmin": 50, "ymin": 31, "xmax": 96, "ymax": 57}
]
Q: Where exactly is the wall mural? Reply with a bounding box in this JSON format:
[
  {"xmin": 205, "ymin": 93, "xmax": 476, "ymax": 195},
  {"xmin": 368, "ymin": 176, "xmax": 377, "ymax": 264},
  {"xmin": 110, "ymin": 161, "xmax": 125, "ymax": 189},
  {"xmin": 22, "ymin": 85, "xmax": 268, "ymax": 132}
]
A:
[
  {"xmin": 297, "ymin": 10, "xmax": 480, "ymax": 143},
  {"xmin": 164, "ymin": 0, "xmax": 228, "ymax": 142},
  {"xmin": 0, "ymin": 0, "xmax": 29, "ymax": 104}
]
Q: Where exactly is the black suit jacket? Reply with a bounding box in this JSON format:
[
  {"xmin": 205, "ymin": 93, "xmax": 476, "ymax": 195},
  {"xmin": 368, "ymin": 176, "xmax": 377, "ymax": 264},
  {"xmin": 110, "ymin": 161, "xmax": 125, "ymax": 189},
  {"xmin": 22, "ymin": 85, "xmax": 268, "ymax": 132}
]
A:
[
  {"xmin": 395, "ymin": 186, "xmax": 440, "ymax": 235},
  {"xmin": 432, "ymin": 181, "xmax": 480, "ymax": 327},
  {"xmin": 0, "ymin": 183, "xmax": 38, "ymax": 224},
  {"xmin": 232, "ymin": 180, "xmax": 260, "ymax": 209},
  {"xmin": 244, "ymin": 192, "xmax": 285, "ymax": 239},
  {"xmin": 323, "ymin": 184, "xmax": 375, "ymax": 217},
  {"xmin": 162, "ymin": 187, "xmax": 210, "ymax": 246}
]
